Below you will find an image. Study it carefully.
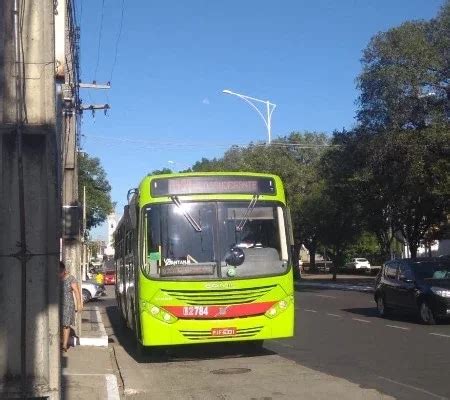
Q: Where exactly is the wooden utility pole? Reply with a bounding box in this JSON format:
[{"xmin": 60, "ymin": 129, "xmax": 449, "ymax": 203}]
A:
[{"xmin": 0, "ymin": 1, "xmax": 60, "ymax": 398}]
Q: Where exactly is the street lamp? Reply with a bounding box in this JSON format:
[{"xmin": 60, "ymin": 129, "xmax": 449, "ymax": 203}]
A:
[{"xmin": 222, "ymin": 89, "xmax": 276, "ymax": 144}]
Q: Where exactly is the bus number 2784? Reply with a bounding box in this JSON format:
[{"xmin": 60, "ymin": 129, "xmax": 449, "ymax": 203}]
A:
[{"xmin": 183, "ymin": 306, "xmax": 209, "ymax": 316}]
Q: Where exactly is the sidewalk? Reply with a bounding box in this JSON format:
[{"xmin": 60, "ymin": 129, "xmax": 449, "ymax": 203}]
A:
[
  {"xmin": 297, "ymin": 273, "xmax": 376, "ymax": 293},
  {"xmin": 61, "ymin": 305, "xmax": 120, "ymax": 400},
  {"xmin": 114, "ymin": 346, "xmax": 394, "ymax": 400}
]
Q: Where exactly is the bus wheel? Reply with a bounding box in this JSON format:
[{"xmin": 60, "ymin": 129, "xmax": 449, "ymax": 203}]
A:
[{"xmin": 135, "ymin": 340, "xmax": 146, "ymax": 357}]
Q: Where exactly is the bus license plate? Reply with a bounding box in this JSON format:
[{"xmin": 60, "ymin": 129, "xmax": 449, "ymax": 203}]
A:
[{"xmin": 211, "ymin": 327, "xmax": 236, "ymax": 336}]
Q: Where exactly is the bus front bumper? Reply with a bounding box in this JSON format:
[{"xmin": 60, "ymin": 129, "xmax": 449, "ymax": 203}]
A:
[{"xmin": 139, "ymin": 302, "xmax": 294, "ymax": 346}]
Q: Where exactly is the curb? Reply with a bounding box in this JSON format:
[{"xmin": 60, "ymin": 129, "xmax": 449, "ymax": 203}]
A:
[
  {"xmin": 296, "ymin": 281, "xmax": 374, "ymax": 293},
  {"xmin": 105, "ymin": 374, "xmax": 120, "ymax": 400},
  {"xmin": 80, "ymin": 306, "xmax": 109, "ymax": 347}
]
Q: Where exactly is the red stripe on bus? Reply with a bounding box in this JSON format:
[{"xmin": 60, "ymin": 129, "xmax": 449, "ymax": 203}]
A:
[{"xmin": 163, "ymin": 302, "xmax": 276, "ymax": 319}]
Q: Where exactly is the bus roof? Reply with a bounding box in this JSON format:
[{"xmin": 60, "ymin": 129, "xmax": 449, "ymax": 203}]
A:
[{"xmin": 137, "ymin": 172, "xmax": 286, "ymax": 206}]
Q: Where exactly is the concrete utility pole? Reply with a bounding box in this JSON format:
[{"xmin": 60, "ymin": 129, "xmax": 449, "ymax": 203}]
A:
[
  {"xmin": 0, "ymin": 1, "xmax": 60, "ymax": 399},
  {"xmin": 61, "ymin": 0, "xmax": 82, "ymax": 334},
  {"xmin": 82, "ymin": 185, "xmax": 87, "ymax": 280}
]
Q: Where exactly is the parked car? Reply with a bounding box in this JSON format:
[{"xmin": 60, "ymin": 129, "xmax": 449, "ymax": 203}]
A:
[
  {"xmin": 104, "ymin": 269, "xmax": 116, "ymax": 285},
  {"xmin": 345, "ymin": 258, "xmax": 371, "ymax": 273},
  {"xmin": 82, "ymin": 281, "xmax": 105, "ymax": 303},
  {"xmin": 374, "ymin": 258, "xmax": 450, "ymax": 324}
]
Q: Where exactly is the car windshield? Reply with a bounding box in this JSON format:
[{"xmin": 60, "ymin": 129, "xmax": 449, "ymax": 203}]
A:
[
  {"xmin": 412, "ymin": 262, "xmax": 450, "ymax": 280},
  {"xmin": 356, "ymin": 258, "xmax": 368, "ymax": 262},
  {"xmin": 143, "ymin": 201, "xmax": 289, "ymax": 280}
]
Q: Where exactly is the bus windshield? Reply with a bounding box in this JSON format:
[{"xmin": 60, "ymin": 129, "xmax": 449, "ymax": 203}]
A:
[{"xmin": 143, "ymin": 201, "xmax": 289, "ymax": 280}]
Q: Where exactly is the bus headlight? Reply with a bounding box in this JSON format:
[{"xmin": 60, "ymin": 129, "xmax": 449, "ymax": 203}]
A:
[
  {"xmin": 141, "ymin": 301, "xmax": 178, "ymax": 324},
  {"xmin": 265, "ymin": 295, "xmax": 294, "ymax": 319}
]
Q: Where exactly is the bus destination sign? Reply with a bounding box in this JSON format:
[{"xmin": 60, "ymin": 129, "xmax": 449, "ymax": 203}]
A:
[{"xmin": 151, "ymin": 176, "xmax": 275, "ymax": 197}]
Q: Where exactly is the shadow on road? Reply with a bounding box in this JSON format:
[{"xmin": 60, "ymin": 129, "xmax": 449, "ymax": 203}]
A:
[
  {"xmin": 341, "ymin": 307, "xmax": 450, "ymax": 325},
  {"xmin": 105, "ymin": 305, "xmax": 276, "ymax": 364}
]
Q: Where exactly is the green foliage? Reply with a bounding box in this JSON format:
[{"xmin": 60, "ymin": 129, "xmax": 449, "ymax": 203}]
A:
[
  {"xmin": 191, "ymin": 132, "xmax": 331, "ymax": 275},
  {"xmin": 187, "ymin": 4, "xmax": 450, "ymax": 267},
  {"xmin": 149, "ymin": 168, "xmax": 173, "ymax": 175},
  {"xmin": 368, "ymin": 127, "xmax": 450, "ymax": 256},
  {"xmin": 345, "ymin": 232, "xmax": 383, "ymax": 265},
  {"xmin": 78, "ymin": 153, "xmax": 114, "ymax": 230},
  {"xmin": 357, "ymin": 1, "xmax": 450, "ymax": 130},
  {"xmin": 88, "ymin": 241, "xmax": 100, "ymax": 259},
  {"xmin": 354, "ymin": 2, "xmax": 450, "ymax": 258}
]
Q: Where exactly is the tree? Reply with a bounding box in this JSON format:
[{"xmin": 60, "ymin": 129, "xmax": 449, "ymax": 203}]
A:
[
  {"xmin": 369, "ymin": 128, "xmax": 450, "ymax": 257},
  {"xmin": 78, "ymin": 153, "xmax": 114, "ymax": 230},
  {"xmin": 318, "ymin": 136, "xmax": 364, "ymax": 280},
  {"xmin": 149, "ymin": 168, "xmax": 173, "ymax": 175},
  {"xmin": 357, "ymin": 1, "xmax": 450, "ymax": 130},
  {"xmin": 296, "ymin": 180, "xmax": 330, "ymax": 271},
  {"xmin": 354, "ymin": 2, "xmax": 450, "ymax": 258},
  {"xmin": 191, "ymin": 132, "xmax": 330, "ymax": 278}
]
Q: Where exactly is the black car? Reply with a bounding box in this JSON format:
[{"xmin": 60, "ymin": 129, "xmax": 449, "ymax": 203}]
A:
[{"xmin": 374, "ymin": 258, "xmax": 450, "ymax": 324}]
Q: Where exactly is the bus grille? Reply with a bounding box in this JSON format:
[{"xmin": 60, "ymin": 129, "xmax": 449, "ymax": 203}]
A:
[
  {"xmin": 179, "ymin": 327, "xmax": 263, "ymax": 340},
  {"xmin": 160, "ymin": 285, "xmax": 276, "ymax": 305}
]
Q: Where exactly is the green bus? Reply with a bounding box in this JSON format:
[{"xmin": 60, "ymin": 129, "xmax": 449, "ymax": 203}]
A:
[{"xmin": 114, "ymin": 172, "xmax": 295, "ymax": 350}]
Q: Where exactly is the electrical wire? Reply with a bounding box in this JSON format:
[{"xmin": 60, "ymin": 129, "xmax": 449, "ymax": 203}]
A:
[
  {"xmin": 94, "ymin": 0, "xmax": 106, "ymax": 80},
  {"xmin": 109, "ymin": 0, "xmax": 126, "ymax": 83},
  {"xmin": 85, "ymin": 134, "xmax": 339, "ymax": 149},
  {"xmin": 85, "ymin": 134, "xmax": 446, "ymax": 151}
]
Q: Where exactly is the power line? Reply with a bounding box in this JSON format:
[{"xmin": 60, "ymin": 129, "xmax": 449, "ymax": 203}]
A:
[
  {"xmin": 84, "ymin": 134, "xmax": 339, "ymax": 149},
  {"xmin": 93, "ymin": 0, "xmax": 106, "ymax": 80},
  {"xmin": 109, "ymin": 0, "xmax": 126, "ymax": 83}
]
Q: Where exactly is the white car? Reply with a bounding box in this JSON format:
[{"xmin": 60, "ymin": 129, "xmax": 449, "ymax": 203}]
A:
[
  {"xmin": 81, "ymin": 281, "xmax": 105, "ymax": 303},
  {"xmin": 346, "ymin": 258, "xmax": 371, "ymax": 273}
]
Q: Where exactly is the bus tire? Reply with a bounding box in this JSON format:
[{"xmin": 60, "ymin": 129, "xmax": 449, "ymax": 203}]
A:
[{"xmin": 136, "ymin": 340, "xmax": 146, "ymax": 357}]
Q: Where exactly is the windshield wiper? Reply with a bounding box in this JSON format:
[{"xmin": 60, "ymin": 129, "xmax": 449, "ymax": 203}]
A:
[
  {"xmin": 170, "ymin": 196, "xmax": 202, "ymax": 232},
  {"xmin": 236, "ymin": 195, "xmax": 259, "ymax": 231}
]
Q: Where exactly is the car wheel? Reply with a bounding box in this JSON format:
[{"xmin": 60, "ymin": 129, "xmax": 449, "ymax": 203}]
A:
[
  {"xmin": 376, "ymin": 295, "xmax": 389, "ymax": 317},
  {"xmin": 82, "ymin": 289, "xmax": 91, "ymax": 303},
  {"xmin": 419, "ymin": 301, "xmax": 436, "ymax": 325}
]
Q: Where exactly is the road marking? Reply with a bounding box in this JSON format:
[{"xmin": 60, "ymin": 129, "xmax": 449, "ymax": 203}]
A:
[
  {"xmin": 326, "ymin": 313, "xmax": 342, "ymax": 318},
  {"xmin": 352, "ymin": 318, "xmax": 371, "ymax": 323},
  {"xmin": 105, "ymin": 374, "xmax": 120, "ymax": 400},
  {"xmin": 386, "ymin": 325, "xmax": 410, "ymax": 331},
  {"xmin": 304, "ymin": 309, "xmax": 318, "ymax": 313},
  {"xmin": 314, "ymin": 294, "xmax": 337, "ymax": 299},
  {"xmin": 378, "ymin": 376, "xmax": 448, "ymax": 399},
  {"xmin": 429, "ymin": 333, "xmax": 450, "ymax": 338}
]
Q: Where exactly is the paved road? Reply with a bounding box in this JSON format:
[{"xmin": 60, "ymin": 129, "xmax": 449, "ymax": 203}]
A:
[
  {"xmin": 266, "ymin": 286, "xmax": 450, "ymax": 400},
  {"xmin": 97, "ymin": 285, "xmax": 450, "ymax": 400}
]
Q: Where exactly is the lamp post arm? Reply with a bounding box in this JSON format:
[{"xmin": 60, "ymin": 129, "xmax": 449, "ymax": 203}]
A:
[
  {"xmin": 236, "ymin": 94, "xmax": 270, "ymax": 131},
  {"xmin": 223, "ymin": 89, "xmax": 276, "ymax": 144}
]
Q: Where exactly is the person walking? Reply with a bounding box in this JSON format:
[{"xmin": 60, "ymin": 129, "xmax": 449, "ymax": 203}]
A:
[
  {"xmin": 60, "ymin": 261, "xmax": 82, "ymax": 352},
  {"xmin": 95, "ymin": 269, "xmax": 104, "ymax": 287}
]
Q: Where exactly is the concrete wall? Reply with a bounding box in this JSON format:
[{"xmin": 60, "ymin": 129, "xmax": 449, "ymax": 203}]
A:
[{"xmin": 0, "ymin": 1, "xmax": 60, "ymax": 398}]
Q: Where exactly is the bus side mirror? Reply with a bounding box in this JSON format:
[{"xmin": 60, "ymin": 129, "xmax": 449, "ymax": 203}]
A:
[
  {"xmin": 127, "ymin": 188, "xmax": 138, "ymax": 229},
  {"xmin": 129, "ymin": 205, "xmax": 137, "ymax": 229},
  {"xmin": 286, "ymin": 207, "xmax": 294, "ymax": 245}
]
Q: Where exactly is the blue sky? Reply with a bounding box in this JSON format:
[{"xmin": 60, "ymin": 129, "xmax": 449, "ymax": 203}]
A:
[{"xmin": 77, "ymin": 0, "xmax": 443, "ymax": 239}]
